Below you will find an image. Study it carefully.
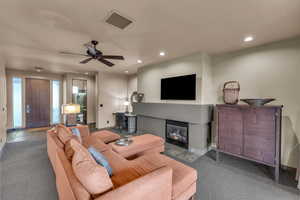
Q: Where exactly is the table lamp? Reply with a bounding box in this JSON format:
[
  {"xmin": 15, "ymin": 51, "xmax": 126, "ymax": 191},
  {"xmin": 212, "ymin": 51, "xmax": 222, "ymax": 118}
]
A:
[{"xmin": 62, "ymin": 104, "xmax": 80, "ymax": 127}]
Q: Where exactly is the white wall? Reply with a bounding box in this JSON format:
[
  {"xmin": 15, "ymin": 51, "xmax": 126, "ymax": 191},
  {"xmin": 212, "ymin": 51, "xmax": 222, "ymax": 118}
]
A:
[
  {"xmin": 97, "ymin": 72, "xmax": 128, "ymax": 128},
  {"xmin": 212, "ymin": 37, "xmax": 300, "ymax": 168},
  {"xmin": 0, "ymin": 58, "xmax": 7, "ymax": 154},
  {"xmin": 127, "ymin": 75, "xmax": 138, "ymax": 97},
  {"xmin": 137, "ymin": 53, "xmax": 212, "ymax": 104}
]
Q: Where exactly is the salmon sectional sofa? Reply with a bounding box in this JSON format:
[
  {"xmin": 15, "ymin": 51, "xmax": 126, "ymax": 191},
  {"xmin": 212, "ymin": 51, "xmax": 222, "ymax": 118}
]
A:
[{"xmin": 47, "ymin": 124, "xmax": 197, "ymax": 200}]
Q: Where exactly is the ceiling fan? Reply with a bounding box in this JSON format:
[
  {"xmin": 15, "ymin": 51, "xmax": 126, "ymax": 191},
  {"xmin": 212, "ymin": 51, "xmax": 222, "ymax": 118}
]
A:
[{"xmin": 60, "ymin": 40, "xmax": 124, "ymax": 67}]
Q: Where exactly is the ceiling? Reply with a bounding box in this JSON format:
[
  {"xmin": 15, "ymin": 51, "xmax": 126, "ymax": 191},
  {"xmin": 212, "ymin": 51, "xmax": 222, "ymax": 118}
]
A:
[{"xmin": 0, "ymin": 0, "xmax": 300, "ymax": 74}]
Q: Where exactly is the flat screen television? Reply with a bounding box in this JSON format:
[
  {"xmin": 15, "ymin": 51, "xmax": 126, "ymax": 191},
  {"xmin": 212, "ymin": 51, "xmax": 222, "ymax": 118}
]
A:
[{"xmin": 161, "ymin": 74, "xmax": 196, "ymax": 100}]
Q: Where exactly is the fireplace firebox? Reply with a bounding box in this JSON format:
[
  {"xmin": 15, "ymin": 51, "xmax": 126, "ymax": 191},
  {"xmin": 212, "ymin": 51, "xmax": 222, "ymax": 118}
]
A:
[{"xmin": 165, "ymin": 120, "xmax": 189, "ymax": 149}]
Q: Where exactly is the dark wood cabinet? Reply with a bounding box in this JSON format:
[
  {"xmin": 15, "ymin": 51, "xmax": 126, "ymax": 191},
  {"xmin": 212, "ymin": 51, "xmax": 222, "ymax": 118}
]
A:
[{"xmin": 215, "ymin": 104, "xmax": 282, "ymax": 182}]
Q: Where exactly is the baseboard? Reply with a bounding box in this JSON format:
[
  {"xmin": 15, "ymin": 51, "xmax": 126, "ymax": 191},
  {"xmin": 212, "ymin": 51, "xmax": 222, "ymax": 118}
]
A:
[
  {"xmin": 281, "ymin": 165, "xmax": 297, "ymax": 173},
  {"xmin": 208, "ymin": 143, "xmax": 217, "ymax": 151},
  {"xmin": 7, "ymin": 128, "xmax": 26, "ymax": 133}
]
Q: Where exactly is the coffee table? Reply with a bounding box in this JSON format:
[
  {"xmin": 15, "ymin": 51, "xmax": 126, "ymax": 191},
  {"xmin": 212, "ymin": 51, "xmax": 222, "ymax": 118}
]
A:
[{"xmin": 109, "ymin": 134, "xmax": 165, "ymax": 158}]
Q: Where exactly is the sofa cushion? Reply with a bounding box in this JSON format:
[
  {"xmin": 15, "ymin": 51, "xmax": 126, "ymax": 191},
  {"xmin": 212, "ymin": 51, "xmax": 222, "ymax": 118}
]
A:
[
  {"xmin": 69, "ymin": 125, "xmax": 90, "ymax": 141},
  {"xmin": 71, "ymin": 139, "xmax": 113, "ymax": 195},
  {"xmin": 95, "ymin": 166, "xmax": 173, "ymax": 200},
  {"xmin": 83, "ymin": 134, "xmax": 110, "ymax": 152},
  {"xmin": 91, "ymin": 130, "xmax": 121, "ymax": 143},
  {"xmin": 65, "ymin": 135, "xmax": 81, "ymax": 160},
  {"xmin": 132, "ymin": 153, "xmax": 197, "ymax": 199},
  {"xmin": 88, "ymin": 147, "xmax": 113, "ymax": 176},
  {"xmin": 99, "ymin": 149, "xmax": 147, "ymax": 188},
  {"xmin": 70, "ymin": 127, "xmax": 82, "ymax": 143},
  {"xmin": 57, "ymin": 125, "xmax": 73, "ymax": 144},
  {"xmin": 109, "ymin": 134, "xmax": 164, "ymax": 158}
]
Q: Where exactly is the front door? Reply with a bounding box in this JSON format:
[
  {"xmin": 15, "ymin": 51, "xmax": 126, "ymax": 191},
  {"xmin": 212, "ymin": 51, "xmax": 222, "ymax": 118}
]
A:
[{"xmin": 25, "ymin": 78, "xmax": 50, "ymax": 128}]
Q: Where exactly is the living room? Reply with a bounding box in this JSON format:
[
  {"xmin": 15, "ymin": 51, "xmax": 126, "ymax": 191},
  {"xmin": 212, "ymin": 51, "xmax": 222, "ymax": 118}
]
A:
[{"xmin": 0, "ymin": 1, "xmax": 300, "ymax": 200}]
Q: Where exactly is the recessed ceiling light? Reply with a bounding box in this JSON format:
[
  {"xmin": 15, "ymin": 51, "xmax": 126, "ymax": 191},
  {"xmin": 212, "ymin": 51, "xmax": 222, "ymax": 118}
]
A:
[
  {"xmin": 35, "ymin": 67, "xmax": 43, "ymax": 72},
  {"xmin": 159, "ymin": 51, "xmax": 166, "ymax": 56},
  {"xmin": 125, "ymin": 71, "xmax": 129, "ymax": 73},
  {"xmin": 244, "ymin": 36, "xmax": 254, "ymax": 42},
  {"xmin": 137, "ymin": 59, "xmax": 142, "ymax": 64}
]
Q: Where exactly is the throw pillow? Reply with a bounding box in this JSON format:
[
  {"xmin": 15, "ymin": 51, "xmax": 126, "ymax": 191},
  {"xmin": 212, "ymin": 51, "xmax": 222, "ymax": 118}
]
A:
[
  {"xmin": 71, "ymin": 127, "xmax": 82, "ymax": 143},
  {"xmin": 64, "ymin": 135, "xmax": 80, "ymax": 160},
  {"xmin": 57, "ymin": 125, "xmax": 73, "ymax": 144},
  {"xmin": 70, "ymin": 139, "xmax": 113, "ymax": 195},
  {"xmin": 88, "ymin": 147, "xmax": 113, "ymax": 176}
]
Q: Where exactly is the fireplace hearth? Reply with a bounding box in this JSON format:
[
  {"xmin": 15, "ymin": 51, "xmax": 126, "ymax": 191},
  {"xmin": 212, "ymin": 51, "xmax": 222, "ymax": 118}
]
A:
[{"xmin": 166, "ymin": 120, "xmax": 189, "ymax": 149}]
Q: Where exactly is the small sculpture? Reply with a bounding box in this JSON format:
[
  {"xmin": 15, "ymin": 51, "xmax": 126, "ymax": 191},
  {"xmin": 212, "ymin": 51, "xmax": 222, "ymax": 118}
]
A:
[{"xmin": 130, "ymin": 91, "xmax": 144, "ymax": 103}]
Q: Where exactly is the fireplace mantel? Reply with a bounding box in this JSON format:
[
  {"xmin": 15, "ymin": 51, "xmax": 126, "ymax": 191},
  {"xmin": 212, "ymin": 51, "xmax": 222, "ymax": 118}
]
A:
[
  {"xmin": 133, "ymin": 102, "xmax": 213, "ymax": 124},
  {"xmin": 132, "ymin": 102, "xmax": 213, "ymax": 155}
]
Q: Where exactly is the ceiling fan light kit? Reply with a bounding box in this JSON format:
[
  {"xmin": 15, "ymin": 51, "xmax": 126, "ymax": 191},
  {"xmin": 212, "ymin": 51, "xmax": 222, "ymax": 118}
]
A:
[{"xmin": 60, "ymin": 40, "xmax": 124, "ymax": 67}]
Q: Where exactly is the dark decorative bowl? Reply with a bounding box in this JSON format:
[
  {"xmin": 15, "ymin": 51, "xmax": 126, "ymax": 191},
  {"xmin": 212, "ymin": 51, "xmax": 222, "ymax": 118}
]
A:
[{"xmin": 240, "ymin": 98, "xmax": 276, "ymax": 106}]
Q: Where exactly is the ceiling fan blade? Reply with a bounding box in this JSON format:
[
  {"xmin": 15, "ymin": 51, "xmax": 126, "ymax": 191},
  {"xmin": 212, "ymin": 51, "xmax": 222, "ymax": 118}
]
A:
[
  {"xmin": 102, "ymin": 55, "xmax": 124, "ymax": 60},
  {"xmin": 80, "ymin": 57, "xmax": 94, "ymax": 64},
  {"xmin": 98, "ymin": 58, "xmax": 114, "ymax": 67},
  {"xmin": 60, "ymin": 51, "xmax": 89, "ymax": 57}
]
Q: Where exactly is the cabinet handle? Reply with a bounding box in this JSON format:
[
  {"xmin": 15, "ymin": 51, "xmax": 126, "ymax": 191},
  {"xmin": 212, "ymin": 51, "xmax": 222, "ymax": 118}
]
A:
[{"xmin": 26, "ymin": 105, "xmax": 31, "ymax": 113}]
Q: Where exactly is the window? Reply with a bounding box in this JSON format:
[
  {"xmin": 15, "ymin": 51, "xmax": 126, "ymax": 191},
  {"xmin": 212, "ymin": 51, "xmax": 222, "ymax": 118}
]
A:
[
  {"xmin": 12, "ymin": 77, "xmax": 22, "ymax": 128},
  {"xmin": 52, "ymin": 80, "xmax": 61, "ymax": 124}
]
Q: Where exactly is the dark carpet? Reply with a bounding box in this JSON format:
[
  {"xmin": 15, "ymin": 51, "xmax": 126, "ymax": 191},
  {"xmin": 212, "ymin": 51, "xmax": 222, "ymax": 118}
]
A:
[{"xmin": 0, "ymin": 135, "xmax": 57, "ymax": 200}]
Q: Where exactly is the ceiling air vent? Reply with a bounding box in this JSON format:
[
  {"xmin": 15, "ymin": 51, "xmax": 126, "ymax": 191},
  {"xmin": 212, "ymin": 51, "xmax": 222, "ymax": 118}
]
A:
[{"xmin": 105, "ymin": 12, "xmax": 132, "ymax": 29}]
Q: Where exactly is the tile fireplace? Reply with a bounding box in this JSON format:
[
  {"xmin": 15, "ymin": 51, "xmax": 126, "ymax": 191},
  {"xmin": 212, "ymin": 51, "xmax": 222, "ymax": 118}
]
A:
[{"xmin": 166, "ymin": 120, "xmax": 189, "ymax": 149}]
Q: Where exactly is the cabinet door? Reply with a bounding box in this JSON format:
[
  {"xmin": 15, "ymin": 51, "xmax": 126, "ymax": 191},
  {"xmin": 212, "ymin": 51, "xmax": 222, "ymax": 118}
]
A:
[
  {"xmin": 218, "ymin": 107, "xmax": 243, "ymax": 155},
  {"xmin": 243, "ymin": 108, "xmax": 276, "ymax": 165}
]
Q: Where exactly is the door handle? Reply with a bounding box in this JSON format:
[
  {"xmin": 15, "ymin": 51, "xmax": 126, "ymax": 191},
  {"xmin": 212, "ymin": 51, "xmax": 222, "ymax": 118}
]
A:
[{"xmin": 26, "ymin": 105, "xmax": 31, "ymax": 113}]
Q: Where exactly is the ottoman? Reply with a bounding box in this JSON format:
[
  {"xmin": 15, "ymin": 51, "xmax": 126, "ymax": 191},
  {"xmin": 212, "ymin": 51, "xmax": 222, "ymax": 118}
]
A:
[{"xmin": 109, "ymin": 134, "xmax": 165, "ymax": 158}]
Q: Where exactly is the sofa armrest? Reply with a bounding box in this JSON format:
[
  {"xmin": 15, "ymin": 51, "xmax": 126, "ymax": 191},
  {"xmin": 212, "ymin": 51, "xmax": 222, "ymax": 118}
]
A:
[{"xmin": 95, "ymin": 166, "xmax": 173, "ymax": 200}]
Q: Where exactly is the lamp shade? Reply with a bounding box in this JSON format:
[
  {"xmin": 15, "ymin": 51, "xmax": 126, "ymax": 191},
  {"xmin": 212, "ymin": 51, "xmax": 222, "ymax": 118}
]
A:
[
  {"xmin": 124, "ymin": 101, "xmax": 130, "ymax": 106},
  {"xmin": 62, "ymin": 104, "xmax": 80, "ymax": 114}
]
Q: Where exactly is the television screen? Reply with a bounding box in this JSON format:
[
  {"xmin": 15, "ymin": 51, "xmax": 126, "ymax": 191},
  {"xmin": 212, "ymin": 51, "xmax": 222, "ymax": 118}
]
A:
[{"xmin": 161, "ymin": 74, "xmax": 196, "ymax": 100}]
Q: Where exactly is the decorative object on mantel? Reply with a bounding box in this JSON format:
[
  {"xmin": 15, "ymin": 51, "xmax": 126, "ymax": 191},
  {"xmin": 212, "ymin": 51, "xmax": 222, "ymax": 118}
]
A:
[
  {"xmin": 223, "ymin": 81, "xmax": 240, "ymax": 105},
  {"xmin": 240, "ymin": 98, "xmax": 276, "ymax": 106},
  {"xmin": 130, "ymin": 91, "xmax": 144, "ymax": 103}
]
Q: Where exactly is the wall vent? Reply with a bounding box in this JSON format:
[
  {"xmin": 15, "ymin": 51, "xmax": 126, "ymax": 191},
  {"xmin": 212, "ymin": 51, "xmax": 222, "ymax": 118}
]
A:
[{"xmin": 105, "ymin": 12, "xmax": 132, "ymax": 30}]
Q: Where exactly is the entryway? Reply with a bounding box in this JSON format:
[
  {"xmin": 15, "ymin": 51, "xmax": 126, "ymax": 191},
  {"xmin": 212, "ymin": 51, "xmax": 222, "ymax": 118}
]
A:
[{"xmin": 10, "ymin": 75, "xmax": 61, "ymax": 130}]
